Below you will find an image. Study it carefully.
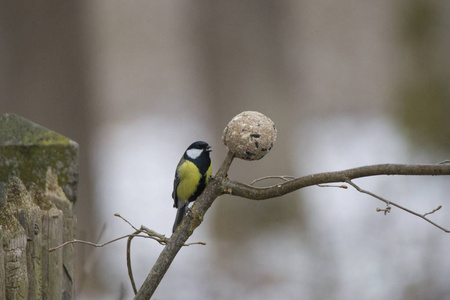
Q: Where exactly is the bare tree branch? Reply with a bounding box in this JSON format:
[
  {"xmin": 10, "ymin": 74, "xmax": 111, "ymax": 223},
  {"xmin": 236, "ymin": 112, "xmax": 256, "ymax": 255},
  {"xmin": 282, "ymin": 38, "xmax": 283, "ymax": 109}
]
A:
[
  {"xmin": 224, "ymin": 164, "xmax": 450, "ymax": 200},
  {"xmin": 134, "ymin": 161, "xmax": 450, "ymax": 299}
]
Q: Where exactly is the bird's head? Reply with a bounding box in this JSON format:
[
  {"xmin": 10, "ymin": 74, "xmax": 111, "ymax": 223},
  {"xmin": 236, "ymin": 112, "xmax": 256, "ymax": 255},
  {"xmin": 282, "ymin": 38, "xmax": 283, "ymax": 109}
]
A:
[{"xmin": 185, "ymin": 141, "xmax": 212, "ymax": 160}]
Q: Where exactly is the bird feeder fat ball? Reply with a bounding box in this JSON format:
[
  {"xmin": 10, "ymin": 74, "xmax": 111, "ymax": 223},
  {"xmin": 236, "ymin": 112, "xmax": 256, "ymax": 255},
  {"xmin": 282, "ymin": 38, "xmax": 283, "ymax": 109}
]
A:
[{"xmin": 222, "ymin": 111, "xmax": 277, "ymax": 160}]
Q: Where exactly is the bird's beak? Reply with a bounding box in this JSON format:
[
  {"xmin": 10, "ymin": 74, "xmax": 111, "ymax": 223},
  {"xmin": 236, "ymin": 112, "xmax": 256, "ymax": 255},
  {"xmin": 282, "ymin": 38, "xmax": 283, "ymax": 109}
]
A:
[{"xmin": 206, "ymin": 145, "xmax": 212, "ymax": 152}]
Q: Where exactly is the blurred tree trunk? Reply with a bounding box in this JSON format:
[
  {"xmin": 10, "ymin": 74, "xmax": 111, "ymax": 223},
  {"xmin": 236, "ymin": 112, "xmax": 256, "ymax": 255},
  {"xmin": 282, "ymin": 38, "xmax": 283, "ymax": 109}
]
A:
[
  {"xmin": 0, "ymin": 1, "xmax": 95, "ymax": 293},
  {"xmin": 396, "ymin": 0, "xmax": 450, "ymax": 151}
]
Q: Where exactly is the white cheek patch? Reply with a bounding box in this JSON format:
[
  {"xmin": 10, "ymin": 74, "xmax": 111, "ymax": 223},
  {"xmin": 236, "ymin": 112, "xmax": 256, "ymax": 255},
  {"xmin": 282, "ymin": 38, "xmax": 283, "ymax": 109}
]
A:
[{"xmin": 186, "ymin": 148, "xmax": 202, "ymax": 160}]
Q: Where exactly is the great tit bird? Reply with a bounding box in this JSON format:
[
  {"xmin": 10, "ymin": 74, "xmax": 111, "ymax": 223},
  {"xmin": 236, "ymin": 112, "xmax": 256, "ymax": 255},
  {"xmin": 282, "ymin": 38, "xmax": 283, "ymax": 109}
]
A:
[{"xmin": 172, "ymin": 141, "xmax": 212, "ymax": 233}]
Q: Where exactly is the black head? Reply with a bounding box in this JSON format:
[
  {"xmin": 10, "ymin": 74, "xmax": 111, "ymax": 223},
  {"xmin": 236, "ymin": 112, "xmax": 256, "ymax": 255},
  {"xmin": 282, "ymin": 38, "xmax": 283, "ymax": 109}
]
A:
[
  {"xmin": 187, "ymin": 141, "xmax": 211, "ymax": 152},
  {"xmin": 184, "ymin": 141, "xmax": 212, "ymax": 162}
]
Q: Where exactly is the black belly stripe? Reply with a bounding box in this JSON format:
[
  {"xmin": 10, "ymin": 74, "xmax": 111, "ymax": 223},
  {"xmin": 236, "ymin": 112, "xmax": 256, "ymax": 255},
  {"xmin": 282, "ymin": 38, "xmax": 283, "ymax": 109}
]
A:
[{"xmin": 188, "ymin": 175, "xmax": 207, "ymax": 202}]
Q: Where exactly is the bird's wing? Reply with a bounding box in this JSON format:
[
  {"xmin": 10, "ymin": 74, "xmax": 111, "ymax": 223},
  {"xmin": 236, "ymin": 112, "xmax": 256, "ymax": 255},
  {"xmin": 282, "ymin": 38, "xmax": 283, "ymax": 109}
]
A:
[{"xmin": 172, "ymin": 157, "xmax": 184, "ymax": 208}]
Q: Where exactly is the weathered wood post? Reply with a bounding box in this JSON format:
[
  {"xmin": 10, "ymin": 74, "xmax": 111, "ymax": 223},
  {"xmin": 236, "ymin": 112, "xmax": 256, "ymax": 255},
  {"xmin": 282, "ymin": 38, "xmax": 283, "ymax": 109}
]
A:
[{"xmin": 0, "ymin": 113, "xmax": 78, "ymax": 300}]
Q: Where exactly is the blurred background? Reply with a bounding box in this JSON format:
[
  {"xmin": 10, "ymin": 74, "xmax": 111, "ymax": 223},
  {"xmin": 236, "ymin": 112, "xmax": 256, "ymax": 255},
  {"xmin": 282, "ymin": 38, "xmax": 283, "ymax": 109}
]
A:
[{"xmin": 1, "ymin": 1, "xmax": 450, "ymax": 299}]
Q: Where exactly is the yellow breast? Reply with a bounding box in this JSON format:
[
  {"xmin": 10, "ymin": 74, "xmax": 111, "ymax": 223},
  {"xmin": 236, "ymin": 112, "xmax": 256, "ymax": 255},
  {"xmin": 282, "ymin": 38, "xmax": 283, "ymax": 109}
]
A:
[{"xmin": 177, "ymin": 160, "xmax": 202, "ymax": 201}]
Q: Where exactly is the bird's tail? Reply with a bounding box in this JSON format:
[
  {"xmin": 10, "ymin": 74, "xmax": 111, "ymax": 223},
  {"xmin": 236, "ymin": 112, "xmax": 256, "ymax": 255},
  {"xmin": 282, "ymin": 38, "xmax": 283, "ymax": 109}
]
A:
[{"xmin": 173, "ymin": 203, "xmax": 189, "ymax": 233}]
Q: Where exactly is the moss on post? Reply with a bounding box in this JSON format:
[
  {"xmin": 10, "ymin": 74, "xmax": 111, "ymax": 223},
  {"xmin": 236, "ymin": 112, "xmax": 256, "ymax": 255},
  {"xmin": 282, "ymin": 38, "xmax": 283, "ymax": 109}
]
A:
[{"xmin": 0, "ymin": 113, "xmax": 79, "ymax": 204}]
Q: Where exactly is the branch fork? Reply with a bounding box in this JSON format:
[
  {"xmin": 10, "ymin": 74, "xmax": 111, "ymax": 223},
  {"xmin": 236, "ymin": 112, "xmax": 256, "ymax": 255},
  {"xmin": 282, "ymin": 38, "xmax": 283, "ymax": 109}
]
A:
[{"xmin": 133, "ymin": 157, "xmax": 450, "ymax": 299}]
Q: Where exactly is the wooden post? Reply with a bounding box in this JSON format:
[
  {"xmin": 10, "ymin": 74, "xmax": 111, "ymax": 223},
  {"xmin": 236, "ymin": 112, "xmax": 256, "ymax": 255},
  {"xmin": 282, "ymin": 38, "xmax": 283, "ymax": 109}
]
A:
[{"xmin": 0, "ymin": 113, "xmax": 78, "ymax": 299}]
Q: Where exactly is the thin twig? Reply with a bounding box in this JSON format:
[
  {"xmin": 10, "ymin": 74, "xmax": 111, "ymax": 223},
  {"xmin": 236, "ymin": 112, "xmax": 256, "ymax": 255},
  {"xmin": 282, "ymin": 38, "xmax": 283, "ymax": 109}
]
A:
[
  {"xmin": 317, "ymin": 184, "xmax": 348, "ymax": 189},
  {"xmin": 48, "ymin": 234, "xmax": 149, "ymax": 252},
  {"xmin": 346, "ymin": 180, "xmax": 449, "ymax": 233},
  {"xmin": 250, "ymin": 175, "xmax": 296, "ymax": 185},
  {"xmin": 115, "ymin": 213, "xmax": 140, "ymax": 231},
  {"xmin": 121, "ymin": 223, "xmax": 205, "ymax": 295},
  {"xmin": 49, "ymin": 216, "xmax": 206, "ymax": 253},
  {"xmin": 423, "ymin": 205, "xmax": 442, "ymax": 217},
  {"xmin": 128, "ymin": 229, "xmax": 141, "ymax": 295},
  {"xmin": 139, "ymin": 225, "xmax": 206, "ymax": 246},
  {"xmin": 140, "ymin": 226, "xmax": 169, "ymax": 245},
  {"xmin": 114, "ymin": 215, "xmax": 206, "ymax": 246},
  {"xmin": 376, "ymin": 207, "xmax": 392, "ymax": 215},
  {"xmin": 345, "ymin": 180, "xmax": 391, "ymax": 206}
]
